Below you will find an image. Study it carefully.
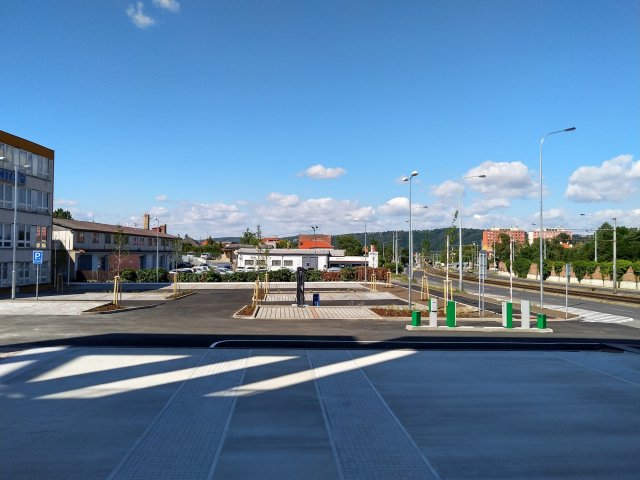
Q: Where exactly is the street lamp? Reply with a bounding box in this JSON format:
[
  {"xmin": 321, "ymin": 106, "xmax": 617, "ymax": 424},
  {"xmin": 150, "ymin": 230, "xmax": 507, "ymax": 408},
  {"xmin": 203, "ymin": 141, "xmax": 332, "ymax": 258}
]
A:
[
  {"xmin": 8, "ymin": 159, "xmax": 30, "ymax": 300},
  {"xmin": 580, "ymin": 213, "xmax": 598, "ymax": 262},
  {"xmin": 458, "ymin": 174, "xmax": 486, "ymax": 292},
  {"xmin": 353, "ymin": 219, "xmax": 367, "ymax": 283},
  {"xmin": 402, "ymin": 170, "xmax": 418, "ymax": 310},
  {"xmin": 538, "ymin": 126, "xmax": 575, "ymax": 308},
  {"xmin": 612, "ymin": 217, "xmax": 617, "ymax": 294},
  {"xmin": 153, "ymin": 217, "xmax": 160, "ymax": 282}
]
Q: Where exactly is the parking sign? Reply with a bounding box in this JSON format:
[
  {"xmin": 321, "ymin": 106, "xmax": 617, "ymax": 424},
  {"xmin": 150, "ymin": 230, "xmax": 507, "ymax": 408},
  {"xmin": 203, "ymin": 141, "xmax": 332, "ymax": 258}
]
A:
[{"xmin": 33, "ymin": 250, "xmax": 43, "ymax": 265}]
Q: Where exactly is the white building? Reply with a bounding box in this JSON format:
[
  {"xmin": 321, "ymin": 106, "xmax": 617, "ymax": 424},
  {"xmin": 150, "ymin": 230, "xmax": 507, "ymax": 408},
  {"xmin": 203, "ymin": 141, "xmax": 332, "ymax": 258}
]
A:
[{"xmin": 236, "ymin": 248, "xmax": 378, "ymax": 272}]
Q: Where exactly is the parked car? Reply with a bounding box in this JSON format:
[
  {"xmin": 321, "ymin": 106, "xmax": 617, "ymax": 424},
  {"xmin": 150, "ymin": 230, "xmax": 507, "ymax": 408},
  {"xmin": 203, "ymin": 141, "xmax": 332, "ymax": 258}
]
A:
[
  {"xmin": 193, "ymin": 266, "xmax": 211, "ymax": 274},
  {"xmin": 201, "ymin": 253, "xmax": 211, "ymax": 260},
  {"xmin": 326, "ymin": 267, "xmax": 341, "ymax": 273}
]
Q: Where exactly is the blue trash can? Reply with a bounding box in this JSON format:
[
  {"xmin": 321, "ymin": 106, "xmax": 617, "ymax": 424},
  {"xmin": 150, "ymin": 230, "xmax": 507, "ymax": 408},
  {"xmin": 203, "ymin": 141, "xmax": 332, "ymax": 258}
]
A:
[{"xmin": 312, "ymin": 293, "xmax": 320, "ymax": 306}]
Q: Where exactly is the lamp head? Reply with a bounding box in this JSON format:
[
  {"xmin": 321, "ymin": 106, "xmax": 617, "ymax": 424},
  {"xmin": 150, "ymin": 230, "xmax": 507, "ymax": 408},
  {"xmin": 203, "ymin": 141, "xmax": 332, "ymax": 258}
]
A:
[
  {"xmin": 402, "ymin": 176, "xmax": 409, "ymax": 182},
  {"xmin": 478, "ymin": 174, "xmax": 487, "ymax": 178},
  {"xmin": 411, "ymin": 171, "xmax": 418, "ymax": 177},
  {"xmin": 564, "ymin": 127, "xmax": 576, "ymax": 132}
]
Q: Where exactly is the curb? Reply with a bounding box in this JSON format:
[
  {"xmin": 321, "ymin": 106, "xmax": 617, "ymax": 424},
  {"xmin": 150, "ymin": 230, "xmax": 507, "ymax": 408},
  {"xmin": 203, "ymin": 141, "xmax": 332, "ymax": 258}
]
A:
[{"xmin": 84, "ymin": 304, "xmax": 157, "ymax": 315}]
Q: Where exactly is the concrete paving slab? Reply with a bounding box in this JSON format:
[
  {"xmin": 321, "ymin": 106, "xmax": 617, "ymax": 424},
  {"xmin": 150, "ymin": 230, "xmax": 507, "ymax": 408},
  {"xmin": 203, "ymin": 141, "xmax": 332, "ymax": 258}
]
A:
[
  {"xmin": 255, "ymin": 306, "xmax": 382, "ymax": 320},
  {"xmin": 265, "ymin": 291, "xmax": 399, "ymax": 302},
  {"xmin": 2, "ymin": 346, "xmax": 640, "ymax": 479}
]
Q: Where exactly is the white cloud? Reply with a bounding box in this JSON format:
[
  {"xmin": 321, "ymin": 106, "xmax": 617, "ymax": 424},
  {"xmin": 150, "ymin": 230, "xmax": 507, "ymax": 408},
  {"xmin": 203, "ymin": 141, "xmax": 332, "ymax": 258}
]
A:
[
  {"xmin": 266, "ymin": 193, "xmax": 300, "ymax": 208},
  {"xmin": 127, "ymin": 2, "xmax": 156, "ymax": 29},
  {"xmin": 565, "ymin": 154, "xmax": 640, "ymax": 202},
  {"xmin": 155, "ymin": 194, "xmax": 169, "ymax": 202},
  {"xmin": 431, "ymin": 180, "xmax": 459, "ymax": 199},
  {"xmin": 377, "ymin": 197, "xmax": 409, "ymax": 216},
  {"xmin": 153, "ymin": 0, "xmax": 180, "ymax": 12},
  {"xmin": 466, "ymin": 161, "xmax": 536, "ymax": 198},
  {"xmin": 465, "ymin": 197, "xmax": 511, "ymax": 216},
  {"xmin": 300, "ymin": 164, "xmax": 346, "ymax": 179}
]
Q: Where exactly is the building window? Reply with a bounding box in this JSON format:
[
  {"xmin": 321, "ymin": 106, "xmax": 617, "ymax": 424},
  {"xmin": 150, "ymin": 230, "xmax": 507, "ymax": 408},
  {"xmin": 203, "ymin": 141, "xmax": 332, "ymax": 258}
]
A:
[
  {"xmin": 18, "ymin": 225, "xmax": 33, "ymax": 248},
  {"xmin": 77, "ymin": 231, "xmax": 85, "ymax": 243},
  {"xmin": 104, "ymin": 233, "xmax": 111, "ymax": 244},
  {"xmin": 18, "ymin": 262, "xmax": 30, "ymax": 284},
  {"xmin": 36, "ymin": 226, "xmax": 48, "ymax": 248},
  {"xmin": 271, "ymin": 260, "xmax": 281, "ymax": 266},
  {"xmin": 0, "ymin": 262, "xmax": 8, "ymax": 286},
  {"xmin": 0, "ymin": 223, "xmax": 12, "ymax": 247},
  {"xmin": 38, "ymin": 262, "xmax": 48, "ymax": 282},
  {"xmin": 0, "ymin": 184, "xmax": 13, "ymax": 208},
  {"xmin": 92, "ymin": 232, "xmax": 100, "ymax": 244},
  {"xmin": 148, "ymin": 237, "xmax": 153, "ymax": 246},
  {"xmin": 245, "ymin": 260, "xmax": 254, "ymax": 266},
  {"xmin": 18, "ymin": 187, "xmax": 29, "ymax": 210},
  {"xmin": 284, "ymin": 260, "xmax": 294, "ymax": 267}
]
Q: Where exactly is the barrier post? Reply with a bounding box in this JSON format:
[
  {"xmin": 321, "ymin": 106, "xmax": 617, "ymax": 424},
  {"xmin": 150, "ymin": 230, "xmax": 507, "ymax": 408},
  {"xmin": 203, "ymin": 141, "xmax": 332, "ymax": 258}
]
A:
[
  {"xmin": 502, "ymin": 301, "xmax": 513, "ymax": 328},
  {"xmin": 386, "ymin": 271, "xmax": 391, "ymax": 287},
  {"xmin": 446, "ymin": 300, "xmax": 456, "ymax": 327},
  {"xmin": 537, "ymin": 313, "xmax": 547, "ymax": 329},
  {"xmin": 429, "ymin": 297, "xmax": 438, "ymax": 327},
  {"xmin": 520, "ymin": 300, "xmax": 531, "ymax": 329},
  {"xmin": 411, "ymin": 310, "xmax": 421, "ymax": 327}
]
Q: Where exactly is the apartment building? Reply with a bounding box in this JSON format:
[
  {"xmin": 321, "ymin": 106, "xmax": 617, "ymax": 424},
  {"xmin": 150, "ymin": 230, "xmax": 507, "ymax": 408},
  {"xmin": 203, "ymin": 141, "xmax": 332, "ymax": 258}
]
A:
[
  {"xmin": 53, "ymin": 218, "xmax": 180, "ymax": 281},
  {"xmin": 0, "ymin": 131, "xmax": 54, "ymax": 292}
]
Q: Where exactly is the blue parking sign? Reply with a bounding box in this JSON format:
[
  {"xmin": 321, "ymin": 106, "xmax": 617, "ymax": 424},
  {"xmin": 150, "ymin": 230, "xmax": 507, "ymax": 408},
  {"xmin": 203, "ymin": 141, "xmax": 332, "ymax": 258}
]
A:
[{"xmin": 33, "ymin": 250, "xmax": 43, "ymax": 264}]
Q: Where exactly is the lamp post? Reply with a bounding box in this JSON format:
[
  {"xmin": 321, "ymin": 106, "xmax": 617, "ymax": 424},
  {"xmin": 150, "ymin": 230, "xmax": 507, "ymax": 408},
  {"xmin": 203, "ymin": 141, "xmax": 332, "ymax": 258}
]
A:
[
  {"xmin": 458, "ymin": 174, "xmax": 486, "ymax": 292},
  {"xmin": 580, "ymin": 213, "xmax": 598, "ymax": 262},
  {"xmin": 402, "ymin": 171, "xmax": 418, "ymax": 310},
  {"xmin": 153, "ymin": 217, "xmax": 160, "ymax": 282},
  {"xmin": 9, "ymin": 161, "xmax": 30, "ymax": 300},
  {"xmin": 612, "ymin": 216, "xmax": 617, "ymax": 294},
  {"xmin": 538, "ymin": 127, "xmax": 575, "ymax": 308},
  {"xmin": 310, "ymin": 225, "xmax": 318, "ymax": 253}
]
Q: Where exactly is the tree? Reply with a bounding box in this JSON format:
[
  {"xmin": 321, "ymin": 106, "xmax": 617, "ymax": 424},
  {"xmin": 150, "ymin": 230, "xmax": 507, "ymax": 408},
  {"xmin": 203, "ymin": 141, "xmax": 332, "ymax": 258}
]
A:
[
  {"xmin": 53, "ymin": 208, "xmax": 72, "ymax": 219},
  {"xmin": 240, "ymin": 225, "xmax": 261, "ymax": 246},
  {"xmin": 112, "ymin": 226, "xmax": 129, "ymax": 275},
  {"xmin": 335, "ymin": 235, "xmax": 363, "ymax": 256}
]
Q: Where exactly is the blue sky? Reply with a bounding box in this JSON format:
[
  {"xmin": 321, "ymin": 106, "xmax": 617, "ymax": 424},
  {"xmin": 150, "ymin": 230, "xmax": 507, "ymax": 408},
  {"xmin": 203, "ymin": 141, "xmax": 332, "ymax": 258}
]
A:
[{"xmin": 2, "ymin": 0, "xmax": 639, "ymax": 239}]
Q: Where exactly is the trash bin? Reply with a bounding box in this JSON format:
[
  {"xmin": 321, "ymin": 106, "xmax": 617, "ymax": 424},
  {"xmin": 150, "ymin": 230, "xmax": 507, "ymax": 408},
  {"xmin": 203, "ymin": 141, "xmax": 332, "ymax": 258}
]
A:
[
  {"xmin": 411, "ymin": 310, "xmax": 421, "ymax": 326},
  {"xmin": 312, "ymin": 293, "xmax": 320, "ymax": 306}
]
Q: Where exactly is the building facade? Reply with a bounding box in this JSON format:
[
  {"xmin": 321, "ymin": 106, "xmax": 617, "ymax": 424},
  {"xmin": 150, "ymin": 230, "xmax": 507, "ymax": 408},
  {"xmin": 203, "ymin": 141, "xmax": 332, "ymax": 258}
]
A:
[
  {"xmin": 236, "ymin": 248, "xmax": 378, "ymax": 272},
  {"xmin": 0, "ymin": 131, "xmax": 54, "ymax": 291},
  {"xmin": 53, "ymin": 218, "xmax": 180, "ymax": 281},
  {"xmin": 527, "ymin": 228, "xmax": 573, "ymax": 245}
]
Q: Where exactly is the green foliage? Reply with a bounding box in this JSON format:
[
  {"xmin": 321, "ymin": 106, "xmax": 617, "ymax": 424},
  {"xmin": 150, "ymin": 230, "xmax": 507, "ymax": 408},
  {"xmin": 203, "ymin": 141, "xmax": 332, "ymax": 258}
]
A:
[
  {"xmin": 542, "ymin": 260, "xmax": 553, "ymax": 280},
  {"xmin": 306, "ymin": 270, "xmax": 323, "ymax": 281},
  {"xmin": 177, "ymin": 272, "xmax": 201, "ymax": 282},
  {"xmin": 599, "ymin": 262, "xmax": 612, "ymax": 279},
  {"xmin": 240, "ymin": 225, "xmax": 262, "ymax": 246},
  {"xmin": 204, "ymin": 271, "xmax": 222, "ymax": 282},
  {"xmin": 340, "ymin": 267, "xmax": 357, "ymax": 281},
  {"xmin": 269, "ymin": 269, "xmax": 295, "ymax": 282},
  {"xmin": 572, "ymin": 260, "xmax": 589, "ymax": 282},
  {"xmin": 119, "ymin": 268, "xmax": 137, "ymax": 282},
  {"xmin": 585, "ymin": 261, "xmax": 598, "ymax": 276},
  {"xmin": 513, "ymin": 257, "xmax": 532, "ymax": 279},
  {"xmin": 617, "ymin": 260, "xmax": 632, "ymax": 280},
  {"xmin": 136, "ymin": 268, "xmax": 169, "ymax": 283},
  {"xmin": 632, "ymin": 261, "xmax": 640, "ymax": 281},
  {"xmin": 552, "ymin": 261, "xmax": 565, "ymax": 276},
  {"xmin": 335, "ymin": 235, "xmax": 363, "ymax": 256},
  {"xmin": 53, "ymin": 208, "xmax": 72, "ymax": 219}
]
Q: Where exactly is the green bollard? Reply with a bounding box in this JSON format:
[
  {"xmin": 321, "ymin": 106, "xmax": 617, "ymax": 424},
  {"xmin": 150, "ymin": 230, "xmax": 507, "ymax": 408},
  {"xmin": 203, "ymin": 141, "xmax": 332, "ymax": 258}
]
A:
[
  {"xmin": 505, "ymin": 302, "xmax": 513, "ymax": 328},
  {"xmin": 537, "ymin": 313, "xmax": 547, "ymax": 329},
  {"xmin": 446, "ymin": 301, "xmax": 456, "ymax": 328},
  {"xmin": 411, "ymin": 310, "xmax": 421, "ymax": 326}
]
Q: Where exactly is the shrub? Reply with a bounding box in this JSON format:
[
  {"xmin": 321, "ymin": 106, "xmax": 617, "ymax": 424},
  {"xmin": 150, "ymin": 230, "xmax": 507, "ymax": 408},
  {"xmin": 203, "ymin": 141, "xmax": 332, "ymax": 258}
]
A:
[
  {"xmin": 552, "ymin": 261, "xmax": 565, "ymax": 277},
  {"xmin": 599, "ymin": 262, "xmax": 612, "ymax": 280},
  {"xmin": 572, "ymin": 260, "xmax": 589, "ymax": 282},
  {"xmin": 322, "ymin": 271, "xmax": 341, "ymax": 281},
  {"xmin": 119, "ymin": 268, "xmax": 137, "ymax": 282},
  {"xmin": 616, "ymin": 260, "xmax": 632, "ymax": 281},
  {"xmin": 632, "ymin": 261, "xmax": 640, "ymax": 282},
  {"xmin": 177, "ymin": 272, "xmax": 201, "ymax": 283},
  {"xmin": 204, "ymin": 271, "xmax": 222, "ymax": 282},
  {"xmin": 340, "ymin": 267, "xmax": 357, "ymax": 281},
  {"xmin": 542, "ymin": 260, "xmax": 553, "ymax": 280},
  {"xmin": 268, "ymin": 269, "xmax": 295, "ymax": 282},
  {"xmin": 306, "ymin": 270, "xmax": 323, "ymax": 282},
  {"xmin": 136, "ymin": 268, "xmax": 169, "ymax": 283},
  {"xmin": 513, "ymin": 257, "xmax": 532, "ymax": 279}
]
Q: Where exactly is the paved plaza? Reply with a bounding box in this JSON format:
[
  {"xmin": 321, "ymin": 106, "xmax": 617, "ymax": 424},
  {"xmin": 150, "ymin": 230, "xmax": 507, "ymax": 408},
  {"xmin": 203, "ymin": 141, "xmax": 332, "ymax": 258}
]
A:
[{"xmin": 1, "ymin": 345, "xmax": 639, "ymax": 479}]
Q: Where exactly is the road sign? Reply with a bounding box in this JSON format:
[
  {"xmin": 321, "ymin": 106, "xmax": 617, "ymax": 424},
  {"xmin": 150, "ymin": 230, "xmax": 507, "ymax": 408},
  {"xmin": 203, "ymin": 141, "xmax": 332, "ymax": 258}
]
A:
[
  {"xmin": 565, "ymin": 263, "xmax": 571, "ymax": 278},
  {"xmin": 33, "ymin": 250, "xmax": 43, "ymax": 265}
]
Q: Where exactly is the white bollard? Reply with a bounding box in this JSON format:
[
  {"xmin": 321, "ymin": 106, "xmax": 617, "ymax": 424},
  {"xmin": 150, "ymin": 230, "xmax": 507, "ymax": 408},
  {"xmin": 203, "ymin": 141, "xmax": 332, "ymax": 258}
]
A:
[
  {"xmin": 520, "ymin": 300, "xmax": 531, "ymax": 329},
  {"xmin": 429, "ymin": 297, "xmax": 438, "ymax": 327}
]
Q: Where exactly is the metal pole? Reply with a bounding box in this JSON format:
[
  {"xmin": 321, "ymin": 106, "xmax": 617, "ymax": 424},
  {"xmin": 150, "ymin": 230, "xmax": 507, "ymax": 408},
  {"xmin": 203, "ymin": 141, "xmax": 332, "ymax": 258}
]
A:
[
  {"xmin": 538, "ymin": 127, "xmax": 575, "ymax": 309},
  {"xmin": 509, "ymin": 238, "xmax": 513, "ymax": 302},
  {"xmin": 613, "ymin": 217, "xmax": 617, "ymax": 294},
  {"xmin": 458, "ymin": 178, "xmax": 463, "ymax": 292},
  {"xmin": 594, "ymin": 229, "xmax": 598, "ymax": 262},
  {"xmin": 155, "ymin": 218, "xmax": 159, "ymax": 282},
  {"xmin": 408, "ymin": 178, "xmax": 413, "ymax": 310},
  {"xmin": 11, "ymin": 164, "xmax": 19, "ymax": 300},
  {"xmin": 364, "ymin": 221, "xmax": 367, "ymax": 284}
]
